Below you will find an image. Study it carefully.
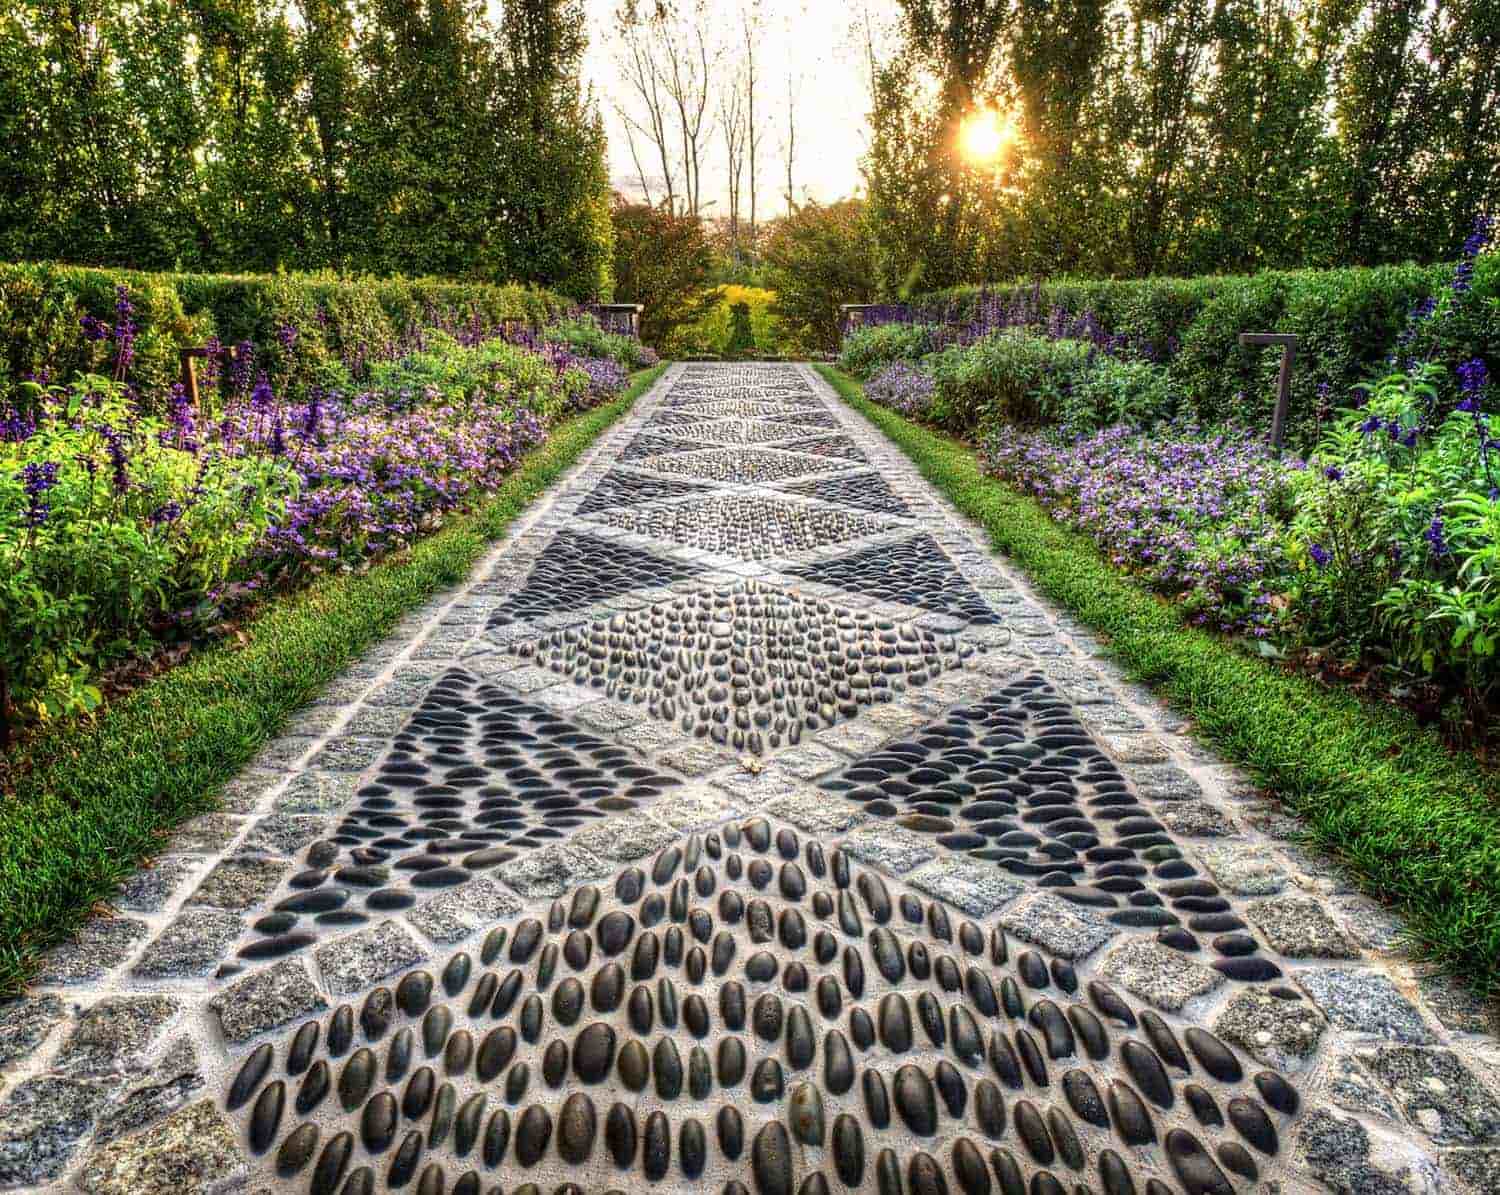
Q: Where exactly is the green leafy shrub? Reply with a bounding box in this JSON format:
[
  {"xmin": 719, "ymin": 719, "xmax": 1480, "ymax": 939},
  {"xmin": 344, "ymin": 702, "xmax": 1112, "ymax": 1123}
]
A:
[
  {"xmin": 1065, "ymin": 358, "xmax": 1179, "ymax": 430},
  {"xmin": 665, "ymin": 286, "xmax": 807, "ymax": 359},
  {"xmin": 0, "ymin": 263, "xmax": 570, "ymax": 416},
  {"xmin": 546, "ymin": 315, "xmax": 654, "ymax": 371},
  {"xmin": 927, "ymin": 332, "xmax": 1096, "ymax": 433},
  {"xmin": 837, "ymin": 322, "xmax": 941, "ymax": 379},
  {"xmin": 1, "ymin": 376, "xmax": 294, "ymax": 724},
  {"xmin": 894, "ymin": 254, "xmax": 1498, "ymax": 451}
]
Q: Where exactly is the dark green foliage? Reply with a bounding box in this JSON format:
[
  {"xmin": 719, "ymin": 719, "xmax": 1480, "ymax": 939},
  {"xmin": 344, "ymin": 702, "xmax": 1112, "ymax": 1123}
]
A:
[
  {"xmin": 823, "ymin": 363, "xmax": 1500, "ymax": 996},
  {"xmin": 0, "ymin": 1, "xmax": 612, "ymax": 297},
  {"xmin": 926, "ymin": 333, "xmax": 1096, "ymax": 433},
  {"xmin": 866, "ymin": 0, "xmax": 1499, "ymax": 287},
  {"xmin": 762, "ymin": 200, "xmax": 880, "ymax": 351},
  {"xmin": 0, "ymin": 261, "xmax": 569, "ymax": 413},
  {"xmin": 611, "ymin": 202, "xmax": 721, "ymax": 348},
  {"xmin": 725, "ymin": 302, "xmax": 755, "ymax": 358},
  {"xmin": 907, "ymin": 257, "xmax": 1499, "ymax": 449},
  {"xmin": 0, "ymin": 370, "xmax": 660, "ymax": 995}
]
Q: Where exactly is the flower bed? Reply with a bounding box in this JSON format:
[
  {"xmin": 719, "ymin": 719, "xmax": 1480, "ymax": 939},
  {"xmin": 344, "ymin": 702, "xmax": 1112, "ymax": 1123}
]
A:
[
  {"xmin": 0, "ymin": 291, "xmax": 639, "ymax": 735},
  {"xmin": 860, "ymin": 222, "xmax": 1500, "ymax": 740},
  {"xmin": 982, "ymin": 423, "xmax": 1300, "ymax": 636}
]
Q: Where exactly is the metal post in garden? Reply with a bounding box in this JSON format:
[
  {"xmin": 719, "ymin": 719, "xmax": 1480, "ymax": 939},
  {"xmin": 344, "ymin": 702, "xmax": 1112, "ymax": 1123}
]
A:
[
  {"xmin": 1239, "ymin": 332, "xmax": 1300, "ymax": 454},
  {"xmin": 179, "ymin": 342, "xmax": 240, "ymax": 407}
]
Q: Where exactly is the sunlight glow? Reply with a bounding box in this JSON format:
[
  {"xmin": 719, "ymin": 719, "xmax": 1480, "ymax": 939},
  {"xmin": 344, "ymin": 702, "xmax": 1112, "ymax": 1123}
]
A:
[{"xmin": 959, "ymin": 108, "xmax": 1014, "ymax": 166}]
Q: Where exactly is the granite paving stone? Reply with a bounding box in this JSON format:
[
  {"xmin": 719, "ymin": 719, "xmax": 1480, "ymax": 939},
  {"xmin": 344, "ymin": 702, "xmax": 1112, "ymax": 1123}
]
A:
[
  {"xmin": 75, "ymin": 1100, "xmax": 244, "ymax": 1195},
  {"xmin": 1097, "ymin": 936, "xmax": 1225, "ymax": 1011},
  {"xmin": 112, "ymin": 857, "xmax": 203, "ymax": 912},
  {"xmin": 1301, "ymin": 968, "xmax": 1435, "ymax": 1043},
  {"xmin": 91, "ymin": 1039, "xmax": 205, "ymax": 1147},
  {"xmin": 1248, "ymin": 894, "xmax": 1363, "ymax": 958},
  {"xmin": 313, "ymin": 920, "xmax": 428, "ymax": 996},
  {"xmin": 839, "ymin": 820, "xmax": 938, "ymax": 873},
  {"xmin": 407, "ymin": 878, "xmax": 523, "ymax": 943},
  {"xmin": 905, "ymin": 855, "xmax": 1024, "ymax": 915},
  {"xmin": 36, "ymin": 916, "xmax": 151, "ymax": 985},
  {"xmin": 209, "ymin": 959, "xmax": 328, "ymax": 1044},
  {"xmin": 132, "ymin": 910, "xmax": 244, "ymax": 979},
  {"xmin": 0, "ymin": 1075, "xmax": 108, "ymax": 1186},
  {"xmin": 185, "ymin": 856, "xmax": 289, "ymax": 911},
  {"xmin": 998, "ymin": 891, "xmax": 1119, "ymax": 960},
  {"xmin": 1363, "ymin": 1047, "xmax": 1500, "ymax": 1145},
  {"xmin": 0, "ymin": 994, "xmax": 67, "ymax": 1072},
  {"xmin": 164, "ymin": 813, "xmax": 243, "ymax": 854},
  {"xmin": 54, "ymin": 996, "xmax": 179, "ymax": 1077},
  {"xmin": 1197, "ymin": 842, "xmax": 1288, "ymax": 894},
  {"xmin": 1214, "ymin": 986, "xmax": 1329, "ymax": 1070}
]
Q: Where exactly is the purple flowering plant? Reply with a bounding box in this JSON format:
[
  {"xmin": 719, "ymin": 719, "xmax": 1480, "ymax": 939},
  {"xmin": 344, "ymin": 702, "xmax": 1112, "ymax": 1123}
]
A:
[{"xmin": 2, "ymin": 290, "xmax": 635, "ymax": 732}]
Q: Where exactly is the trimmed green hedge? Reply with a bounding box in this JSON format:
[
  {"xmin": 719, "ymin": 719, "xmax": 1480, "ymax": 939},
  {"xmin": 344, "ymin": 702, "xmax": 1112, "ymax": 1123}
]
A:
[
  {"xmin": 0, "ymin": 262, "xmax": 572, "ymax": 411},
  {"xmin": 907, "ymin": 257, "xmax": 1500, "ymax": 449}
]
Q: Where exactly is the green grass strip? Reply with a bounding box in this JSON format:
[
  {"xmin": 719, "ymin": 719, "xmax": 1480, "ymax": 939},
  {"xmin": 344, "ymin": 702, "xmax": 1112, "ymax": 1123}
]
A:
[
  {"xmin": 819, "ymin": 364, "xmax": 1500, "ymax": 996},
  {"xmin": 0, "ymin": 365, "xmax": 665, "ymax": 996}
]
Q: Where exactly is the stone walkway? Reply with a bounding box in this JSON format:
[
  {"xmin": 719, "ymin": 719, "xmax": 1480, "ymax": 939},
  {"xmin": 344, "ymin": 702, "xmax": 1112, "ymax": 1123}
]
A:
[{"xmin": 3, "ymin": 362, "xmax": 1499, "ymax": 1195}]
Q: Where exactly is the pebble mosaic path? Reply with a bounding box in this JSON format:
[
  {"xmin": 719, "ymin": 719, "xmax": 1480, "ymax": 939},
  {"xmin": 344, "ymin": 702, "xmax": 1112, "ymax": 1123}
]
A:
[{"xmin": 4, "ymin": 363, "xmax": 1500, "ymax": 1195}]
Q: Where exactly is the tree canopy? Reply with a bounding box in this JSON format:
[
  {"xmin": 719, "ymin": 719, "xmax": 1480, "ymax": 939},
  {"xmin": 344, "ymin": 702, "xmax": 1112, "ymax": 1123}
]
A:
[
  {"xmin": 0, "ymin": 0, "xmax": 613, "ymax": 298},
  {"xmin": 865, "ymin": 0, "xmax": 1500, "ymax": 291}
]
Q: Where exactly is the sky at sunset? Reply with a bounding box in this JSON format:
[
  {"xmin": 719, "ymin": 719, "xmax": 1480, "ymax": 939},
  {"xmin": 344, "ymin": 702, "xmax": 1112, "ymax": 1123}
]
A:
[{"xmin": 579, "ymin": 0, "xmax": 896, "ymax": 215}]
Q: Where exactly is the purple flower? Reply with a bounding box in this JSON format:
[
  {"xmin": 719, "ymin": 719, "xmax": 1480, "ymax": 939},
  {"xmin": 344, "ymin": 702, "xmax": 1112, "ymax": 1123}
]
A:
[
  {"xmin": 1, "ymin": 406, "xmax": 36, "ymax": 442},
  {"xmin": 1425, "ymin": 516, "xmax": 1449, "ymax": 558},
  {"xmin": 148, "ymin": 500, "xmax": 183, "ymax": 526},
  {"xmin": 1323, "ymin": 465, "xmax": 1343, "ymax": 481},
  {"xmin": 1458, "ymin": 358, "xmax": 1490, "ymax": 395},
  {"xmin": 19, "ymin": 460, "xmax": 59, "ymax": 527},
  {"xmin": 1309, "ymin": 543, "xmax": 1331, "ymax": 568},
  {"xmin": 98, "ymin": 425, "xmax": 130, "ymax": 495},
  {"xmin": 277, "ymin": 323, "xmax": 298, "ymax": 352},
  {"xmin": 1462, "ymin": 212, "xmax": 1492, "ymax": 259}
]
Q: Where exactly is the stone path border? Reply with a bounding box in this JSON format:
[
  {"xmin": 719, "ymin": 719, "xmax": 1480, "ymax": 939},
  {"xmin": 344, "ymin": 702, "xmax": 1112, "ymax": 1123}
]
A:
[{"xmin": 1, "ymin": 363, "xmax": 1497, "ymax": 1195}]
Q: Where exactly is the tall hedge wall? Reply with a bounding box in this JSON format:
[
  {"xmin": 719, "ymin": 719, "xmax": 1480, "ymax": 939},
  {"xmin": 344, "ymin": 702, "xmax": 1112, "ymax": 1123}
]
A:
[
  {"xmin": 0, "ymin": 262, "xmax": 572, "ymax": 409},
  {"xmin": 907, "ymin": 258, "xmax": 1500, "ymax": 449}
]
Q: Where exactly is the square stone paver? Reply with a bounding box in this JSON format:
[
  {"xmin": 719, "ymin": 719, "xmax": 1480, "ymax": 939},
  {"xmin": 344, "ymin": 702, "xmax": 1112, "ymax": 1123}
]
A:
[
  {"xmin": 764, "ymin": 790, "xmax": 870, "ymax": 833},
  {"xmin": 1299, "ymin": 969, "xmax": 1435, "ymax": 1044},
  {"xmin": 0, "ymin": 1075, "xmax": 108, "ymax": 1186},
  {"xmin": 998, "ymin": 891, "xmax": 1118, "ymax": 961},
  {"xmin": 652, "ymin": 787, "xmax": 746, "ymax": 832},
  {"xmin": 571, "ymin": 812, "xmax": 680, "ymax": 862},
  {"xmin": 34, "ymin": 916, "xmax": 152, "ymax": 986},
  {"xmin": 1247, "ymin": 895, "xmax": 1361, "ymax": 959},
  {"xmin": 185, "ymin": 856, "xmax": 289, "ymax": 911},
  {"xmin": 1196, "ymin": 843, "xmax": 1287, "ymax": 895},
  {"xmin": 315, "ymin": 920, "xmax": 428, "ymax": 996},
  {"xmin": 1363, "ymin": 1047, "xmax": 1500, "ymax": 1145},
  {"xmin": 55, "ymin": 996, "xmax": 179, "ymax": 1077},
  {"xmin": 0, "ymin": 994, "xmax": 67, "ymax": 1072},
  {"xmin": 408, "ymin": 879, "xmax": 523, "ymax": 944},
  {"xmin": 840, "ymin": 822, "xmax": 938, "ymax": 874},
  {"xmin": 1098, "ymin": 937, "xmax": 1225, "ymax": 1011},
  {"xmin": 210, "ymin": 959, "xmax": 328, "ymax": 1044},
  {"xmin": 906, "ymin": 857, "xmax": 1024, "ymax": 916},
  {"xmin": 658, "ymin": 743, "xmax": 738, "ymax": 776},
  {"xmin": 131, "ymin": 910, "xmax": 242, "ymax": 980},
  {"xmin": 112, "ymin": 858, "xmax": 202, "ymax": 914},
  {"xmin": 1213, "ymin": 987, "xmax": 1327, "ymax": 1070},
  {"xmin": 75, "ymin": 1099, "xmax": 244, "ymax": 1194},
  {"xmin": 499, "ymin": 843, "xmax": 611, "ymax": 900}
]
